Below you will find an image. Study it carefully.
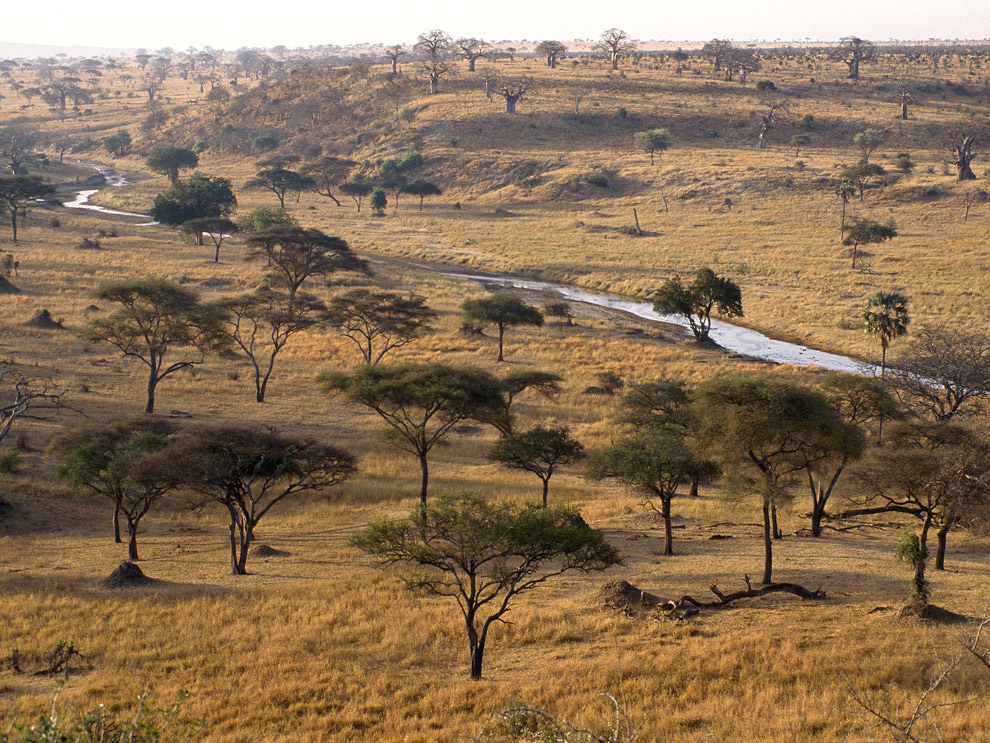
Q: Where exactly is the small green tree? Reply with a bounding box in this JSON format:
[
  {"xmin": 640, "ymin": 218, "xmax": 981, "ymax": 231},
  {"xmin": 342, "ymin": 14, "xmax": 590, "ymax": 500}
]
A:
[
  {"xmin": 145, "ymin": 146, "xmax": 199, "ymax": 184},
  {"xmin": 0, "ymin": 175, "xmax": 55, "ymax": 242},
  {"xmin": 586, "ymin": 429, "xmax": 717, "ymax": 555},
  {"xmin": 402, "ymin": 179, "xmax": 442, "ymax": 210},
  {"xmin": 854, "ymin": 128, "xmax": 887, "ymax": 162},
  {"xmin": 57, "ymin": 420, "xmax": 172, "ymax": 560},
  {"xmin": 351, "ymin": 491, "xmax": 620, "ymax": 678},
  {"xmin": 461, "ymin": 295, "xmax": 544, "ymax": 361},
  {"xmin": 340, "ymin": 179, "xmax": 373, "ymax": 213},
  {"xmin": 370, "ymin": 187, "xmax": 388, "ymax": 216},
  {"xmin": 633, "ymin": 128, "xmax": 670, "ymax": 165},
  {"xmin": 150, "ymin": 173, "xmax": 236, "ymax": 227},
  {"xmin": 320, "ymin": 363, "xmax": 508, "ymax": 506},
  {"xmin": 843, "ymin": 218, "xmax": 896, "ymax": 268},
  {"xmin": 182, "ymin": 216, "xmax": 238, "ymax": 261},
  {"xmin": 489, "ymin": 426, "xmax": 585, "ymax": 507},
  {"xmin": 840, "ymin": 162, "xmax": 886, "ymax": 201},
  {"xmin": 86, "ymin": 279, "xmax": 227, "ymax": 414},
  {"xmin": 652, "ymin": 267, "xmax": 743, "ymax": 343},
  {"xmin": 234, "ymin": 206, "xmax": 295, "ymax": 234},
  {"xmin": 102, "ymin": 130, "xmax": 132, "ymax": 158}
]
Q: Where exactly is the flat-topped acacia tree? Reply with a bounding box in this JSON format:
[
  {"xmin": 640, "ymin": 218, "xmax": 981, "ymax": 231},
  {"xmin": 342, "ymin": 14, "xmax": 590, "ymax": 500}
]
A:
[
  {"xmin": 320, "ymin": 363, "xmax": 508, "ymax": 506},
  {"xmin": 461, "ymin": 294, "xmax": 544, "ymax": 362},
  {"xmin": 86, "ymin": 279, "xmax": 227, "ymax": 414},
  {"xmin": 247, "ymin": 226, "xmax": 367, "ymax": 298},
  {"xmin": 653, "ymin": 268, "xmax": 743, "ymax": 343}
]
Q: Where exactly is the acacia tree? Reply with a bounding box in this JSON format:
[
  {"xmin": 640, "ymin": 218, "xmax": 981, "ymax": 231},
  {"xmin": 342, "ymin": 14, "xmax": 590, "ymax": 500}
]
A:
[
  {"xmin": 352, "ymin": 491, "xmax": 619, "ymax": 678},
  {"xmin": 652, "ymin": 267, "xmax": 743, "ymax": 343},
  {"xmin": 633, "ymin": 129, "xmax": 670, "ymax": 165},
  {"xmin": 455, "ymin": 38, "xmax": 490, "ymax": 72},
  {"xmin": 843, "ymin": 218, "xmax": 896, "ymax": 269},
  {"xmin": 840, "ymin": 162, "xmax": 886, "ymax": 201},
  {"xmin": 339, "ymin": 179, "xmax": 373, "ymax": 212},
  {"xmin": 887, "ymin": 326, "xmax": 990, "ymax": 421},
  {"xmin": 489, "ymin": 426, "xmax": 585, "ymax": 507},
  {"xmin": 0, "ymin": 126, "xmax": 38, "ymax": 174},
  {"xmin": 831, "ymin": 36, "xmax": 875, "ymax": 79},
  {"xmin": 86, "ymin": 279, "xmax": 227, "ymax": 414},
  {"xmin": 854, "ymin": 128, "xmax": 886, "ymax": 162},
  {"xmin": 324, "ymin": 289, "xmax": 437, "ymax": 366},
  {"xmin": 535, "ymin": 41, "xmax": 566, "ymax": 68},
  {"xmin": 801, "ymin": 374, "xmax": 897, "ymax": 537},
  {"xmin": 56, "ymin": 421, "xmax": 172, "ymax": 560},
  {"xmin": 299, "ymin": 156, "xmax": 355, "ymax": 206},
  {"xmin": 0, "ymin": 175, "xmax": 55, "ymax": 242},
  {"xmin": 320, "ymin": 363, "xmax": 508, "ymax": 506},
  {"xmin": 217, "ymin": 289, "xmax": 325, "ymax": 402},
  {"xmin": 402, "ymin": 179, "xmax": 442, "ymax": 210},
  {"xmin": 586, "ymin": 429, "xmax": 717, "ymax": 556},
  {"xmin": 247, "ymin": 226, "xmax": 366, "ymax": 299},
  {"xmin": 182, "ymin": 216, "xmax": 238, "ymax": 260},
  {"xmin": 245, "ymin": 167, "xmax": 314, "ymax": 209},
  {"xmin": 156, "ymin": 426, "xmax": 354, "ymax": 575},
  {"xmin": 597, "ymin": 28, "xmax": 636, "ymax": 70},
  {"xmin": 695, "ymin": 376, "xmax": 842, "ymax": 584},
  {"xmin": 415, "ymin": 29, "xmax": 452, "ymax": 94},
  {"xmin": 145, "ymin": 146, "xmax": 198, "ymax": 184},
  {"xmin": 461, "ymin": 294, "xmax": 544, "ymax": 361}
]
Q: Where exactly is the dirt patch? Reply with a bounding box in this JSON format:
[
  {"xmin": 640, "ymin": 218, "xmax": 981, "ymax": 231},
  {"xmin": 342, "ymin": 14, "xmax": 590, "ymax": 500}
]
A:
[{"xmin": 102, "ymin": 561, "xmax": 157, "ymax": 589}]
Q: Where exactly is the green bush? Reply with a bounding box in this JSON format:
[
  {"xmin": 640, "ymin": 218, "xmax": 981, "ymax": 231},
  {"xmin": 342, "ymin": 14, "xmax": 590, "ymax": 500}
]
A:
[
  {"xmin": 587, "ymin": 173, "xmax": 609, "ymax": 188},
  {"xmin": 251, "ymin": 134, "xmax": 278, "ymax": 152}
]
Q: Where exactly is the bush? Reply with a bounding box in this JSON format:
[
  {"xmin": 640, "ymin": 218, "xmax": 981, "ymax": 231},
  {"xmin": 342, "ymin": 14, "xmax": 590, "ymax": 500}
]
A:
[
  {"xmin": 755, "ymin": 80, "xmax": 777, "ymax": 91},
  {"xmin": 192, "ymin": 140, "xmax": 208, "ymax": 153},
  {"xmin": 617, "ymin": 107, "xmax": 628, "ymax": 119},
  {"xmin": 251, "ymin": 134, "xmax": 278, "ymax": 152},
  {"xmin": 587, "ymin": 173, "xmax": 609, "ymax": 188},
  {"xmin": 398, "ymin": 151, "xmax": 423, "ymax": 171},
  {"xmin": 0, "ymin": 450, "xmax": 19, "ymax": 473}
]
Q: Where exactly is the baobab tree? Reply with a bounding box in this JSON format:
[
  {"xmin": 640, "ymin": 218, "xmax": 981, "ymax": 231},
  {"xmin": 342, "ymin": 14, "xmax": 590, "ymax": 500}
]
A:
[
  {"xmin": 831, "ymin": 36, "xmax": 875, "ymax": 80},
  {"xmin": 535, "ymin": 41, "xmax": 566, "ymax": 69},
  {"xmin": 899, "ymin": 89, "xmax": 912, "ymax": 120},
  {"xmin": 384, "ymin": 45, "xmax": 406, "ymax": 74},
  {"xmin": 455, "ymin": 38, "xmax": 490, "ymax": 72},
  {"xmin": 597, "ymin": 28, "xmax": 635, "ymax": 71},
  {"xmin": 757, "ymin": 104, "xmax": 782, "ymax": 149},
  {"xmin": 949, "ymin": 136, "xmax": 977, "ymax": 180},
  {"xmin": 415, "ymin": 29, "xmax": 452, "ymax": 94},
  {"xmin": 497, "ymin": 79, "xmax": 530, "ymax": 114}
]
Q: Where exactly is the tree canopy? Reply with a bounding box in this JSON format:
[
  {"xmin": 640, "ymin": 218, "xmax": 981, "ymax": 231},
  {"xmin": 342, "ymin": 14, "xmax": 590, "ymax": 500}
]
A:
[
  {"xmin": 461, "ymin": 294, "xmax": 544, "ymax": 361},
  {"xmin": 149, "ymin": 173, "xmax": 236, "ymax": 227},
  {"xmin": 653, "ymin": 268, "xmax": 743, "ymax": 343},
  {"xmin": 146, "ymin": 146, "xmax": 199, "ymax": 184}
]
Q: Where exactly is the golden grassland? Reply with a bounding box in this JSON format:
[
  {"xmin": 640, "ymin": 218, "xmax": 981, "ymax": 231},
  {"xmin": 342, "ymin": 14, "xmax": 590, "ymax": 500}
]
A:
[{"xmin": 0, "ymin": 51, "xmax": 989, "ymax": 741}]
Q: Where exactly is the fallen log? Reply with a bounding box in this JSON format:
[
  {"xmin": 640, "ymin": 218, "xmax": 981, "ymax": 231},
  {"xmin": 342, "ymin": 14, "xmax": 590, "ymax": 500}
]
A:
[{"xmin": 664, "ymin": 574, "xmax": 825, "ymax": 618}]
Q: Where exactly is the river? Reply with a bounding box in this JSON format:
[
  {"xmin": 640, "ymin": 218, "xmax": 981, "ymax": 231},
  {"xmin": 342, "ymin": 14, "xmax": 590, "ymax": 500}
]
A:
[{"xmin": 62, "ymin": 166, "xmax": 877, "ymax": 375}]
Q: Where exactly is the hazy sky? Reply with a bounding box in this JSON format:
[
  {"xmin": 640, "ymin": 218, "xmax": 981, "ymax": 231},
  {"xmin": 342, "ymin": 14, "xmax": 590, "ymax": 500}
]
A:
[{"xmin": 9, "ymin": 0, "xmax": 990, "ymax": 51}]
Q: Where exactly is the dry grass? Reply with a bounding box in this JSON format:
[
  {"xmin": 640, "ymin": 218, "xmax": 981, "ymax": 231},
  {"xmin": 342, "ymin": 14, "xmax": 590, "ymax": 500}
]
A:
[{"xmin": 0, "ymin": 49, "xmax": 988, "ymax": 741}]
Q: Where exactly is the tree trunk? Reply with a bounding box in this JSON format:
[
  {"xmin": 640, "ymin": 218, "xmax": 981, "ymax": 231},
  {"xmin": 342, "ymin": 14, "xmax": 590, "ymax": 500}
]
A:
[
  {"xmin": 145, "ymin": 368, "xmax": 157, "ymax": 414},
  {"xmin": 236, "ymin": 526, "xmax": 251, "ymax": 574},
  {"xmin": 229, "ymin": 519, "xmax": 242, "ymax": 575},
  {"xmin": 771, "ymin": 503, "xmax": 781, "ymax": 540},
  {"xmin": 497, "ymin": 324, "xmax": 505, "ymax": 361},
  {"xmin": 504, "ymin": 95, "xmax": 518, "ymax": 114},
  {"xmin": 935, "ymin": 522, "xmax": 949, "ymax": 571},
  {"xmin": 214, "ymin": 241, "xmax": 221, "ymax": 262},
  {"xmin": 662, "ymin": 496, "xmax": 673, "ymax": 556},
  {"xmin": 10, "ymin": 209, "xmax": 17, "ymax": 243},
  {"xmin": 419, "ymin": 452, "xmax": 429, "ymax": 507},
  {"xmin": 127, "ymin": 520, "xmax": 139, "ymax": 561},
  {"xmin": 468, "ymin": 58, "xmax": 476, "ymax": 72},
  {"xmin": 113, "ymin": 503, "xmax": 121, "ymax": 543},
  {"xmin": 391, "ymin": 59, "xmax": 398, "ymax": 74},
  {"xmin": 956, "ymin": 161, "xmax": 976, "ymax": 181},
  {"xmin": 915, "ymin": 513, "xmax": 932, "ymax": 599},
  {"xmin": 541, "ymin": 479, "xmax": 549, "ymax": 508},
  {"xmin": 611, "ymin": 54, "xmax": 618, "ymax": 71},
  {"xmin": 848, "ymin": 60, "xmax": 859, "ymax": 80},
  {"xmin": 690, "ymin": 473, "xmax": 699, "ymax": 497},
  {"xmin": 429, "ymin": 77, "xmax": 439, "ymax": 95},
  {"xmin": 901, "ymin": 101, "xmax": 908, "ymax": 120},
  {"xmin": 811, "ymin": 504, "xmax": 823, "ymax": 537},
  {"xmin": 468, "ymin": 622, "xmax": 485, "ymax": 679},
  {"xmin": 762, "ymin": 500, "xmax": 773, "ymax": 585}
]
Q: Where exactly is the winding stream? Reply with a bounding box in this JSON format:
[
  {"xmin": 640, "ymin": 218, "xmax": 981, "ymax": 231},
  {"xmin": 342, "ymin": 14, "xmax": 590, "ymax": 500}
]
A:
[{"xmin": 61, "ymin": 167, "xmax": 876, "ymax": 375}]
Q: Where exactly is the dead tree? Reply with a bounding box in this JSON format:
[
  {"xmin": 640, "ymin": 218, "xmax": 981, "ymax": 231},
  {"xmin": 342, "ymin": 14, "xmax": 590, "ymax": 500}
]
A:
[
  {"xmin": 949, "ymin": 136, "xmax": 978, "ymax": 180},
  {"xmin": 899, "ymin": 89, "xmax": 912, "ymax": 120},
  {"xmin": 665, "ymin": 575, "xmax": 825, "ymax": 619},
  {"xmin": 758, "ymin": 104, "xmax": 782, "ymax": 149},
  {"xmin": 455, "ymin": 38, "xmax": 491, "ymax": 72}
]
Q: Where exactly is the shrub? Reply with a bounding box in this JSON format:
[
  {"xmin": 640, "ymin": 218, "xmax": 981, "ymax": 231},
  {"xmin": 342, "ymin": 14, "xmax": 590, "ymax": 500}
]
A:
[
  {"xmin": 617, "ymin": 107, "xmax": 628, "ymax": 119},
  {"xmin": 587, "ymin": 173, "xmax": 609, "ymax": 188},
  {"xmin": 755, "ymin": 80, "xmax": 777, "ymax": 91},
  {"xmin": 0, "ymin": 450, "xmax": 19, "ymax": 473},
  {"xmin": 251, "ymin": 134, "xmax": 278, "ymax": 152}
]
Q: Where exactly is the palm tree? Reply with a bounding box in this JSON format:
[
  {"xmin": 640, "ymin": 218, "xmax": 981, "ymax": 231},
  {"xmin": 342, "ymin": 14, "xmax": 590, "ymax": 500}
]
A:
[
  {"xmin": 864, "ymin": 291, "xmax": 909, "ymax": 440},
  {"xmin": 863, "ymin": 290, "xmax": 910, "ymax": 378},
  {"xmin": 833, "ymin": 177, "xmax": 856, "ymax": 240}
]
